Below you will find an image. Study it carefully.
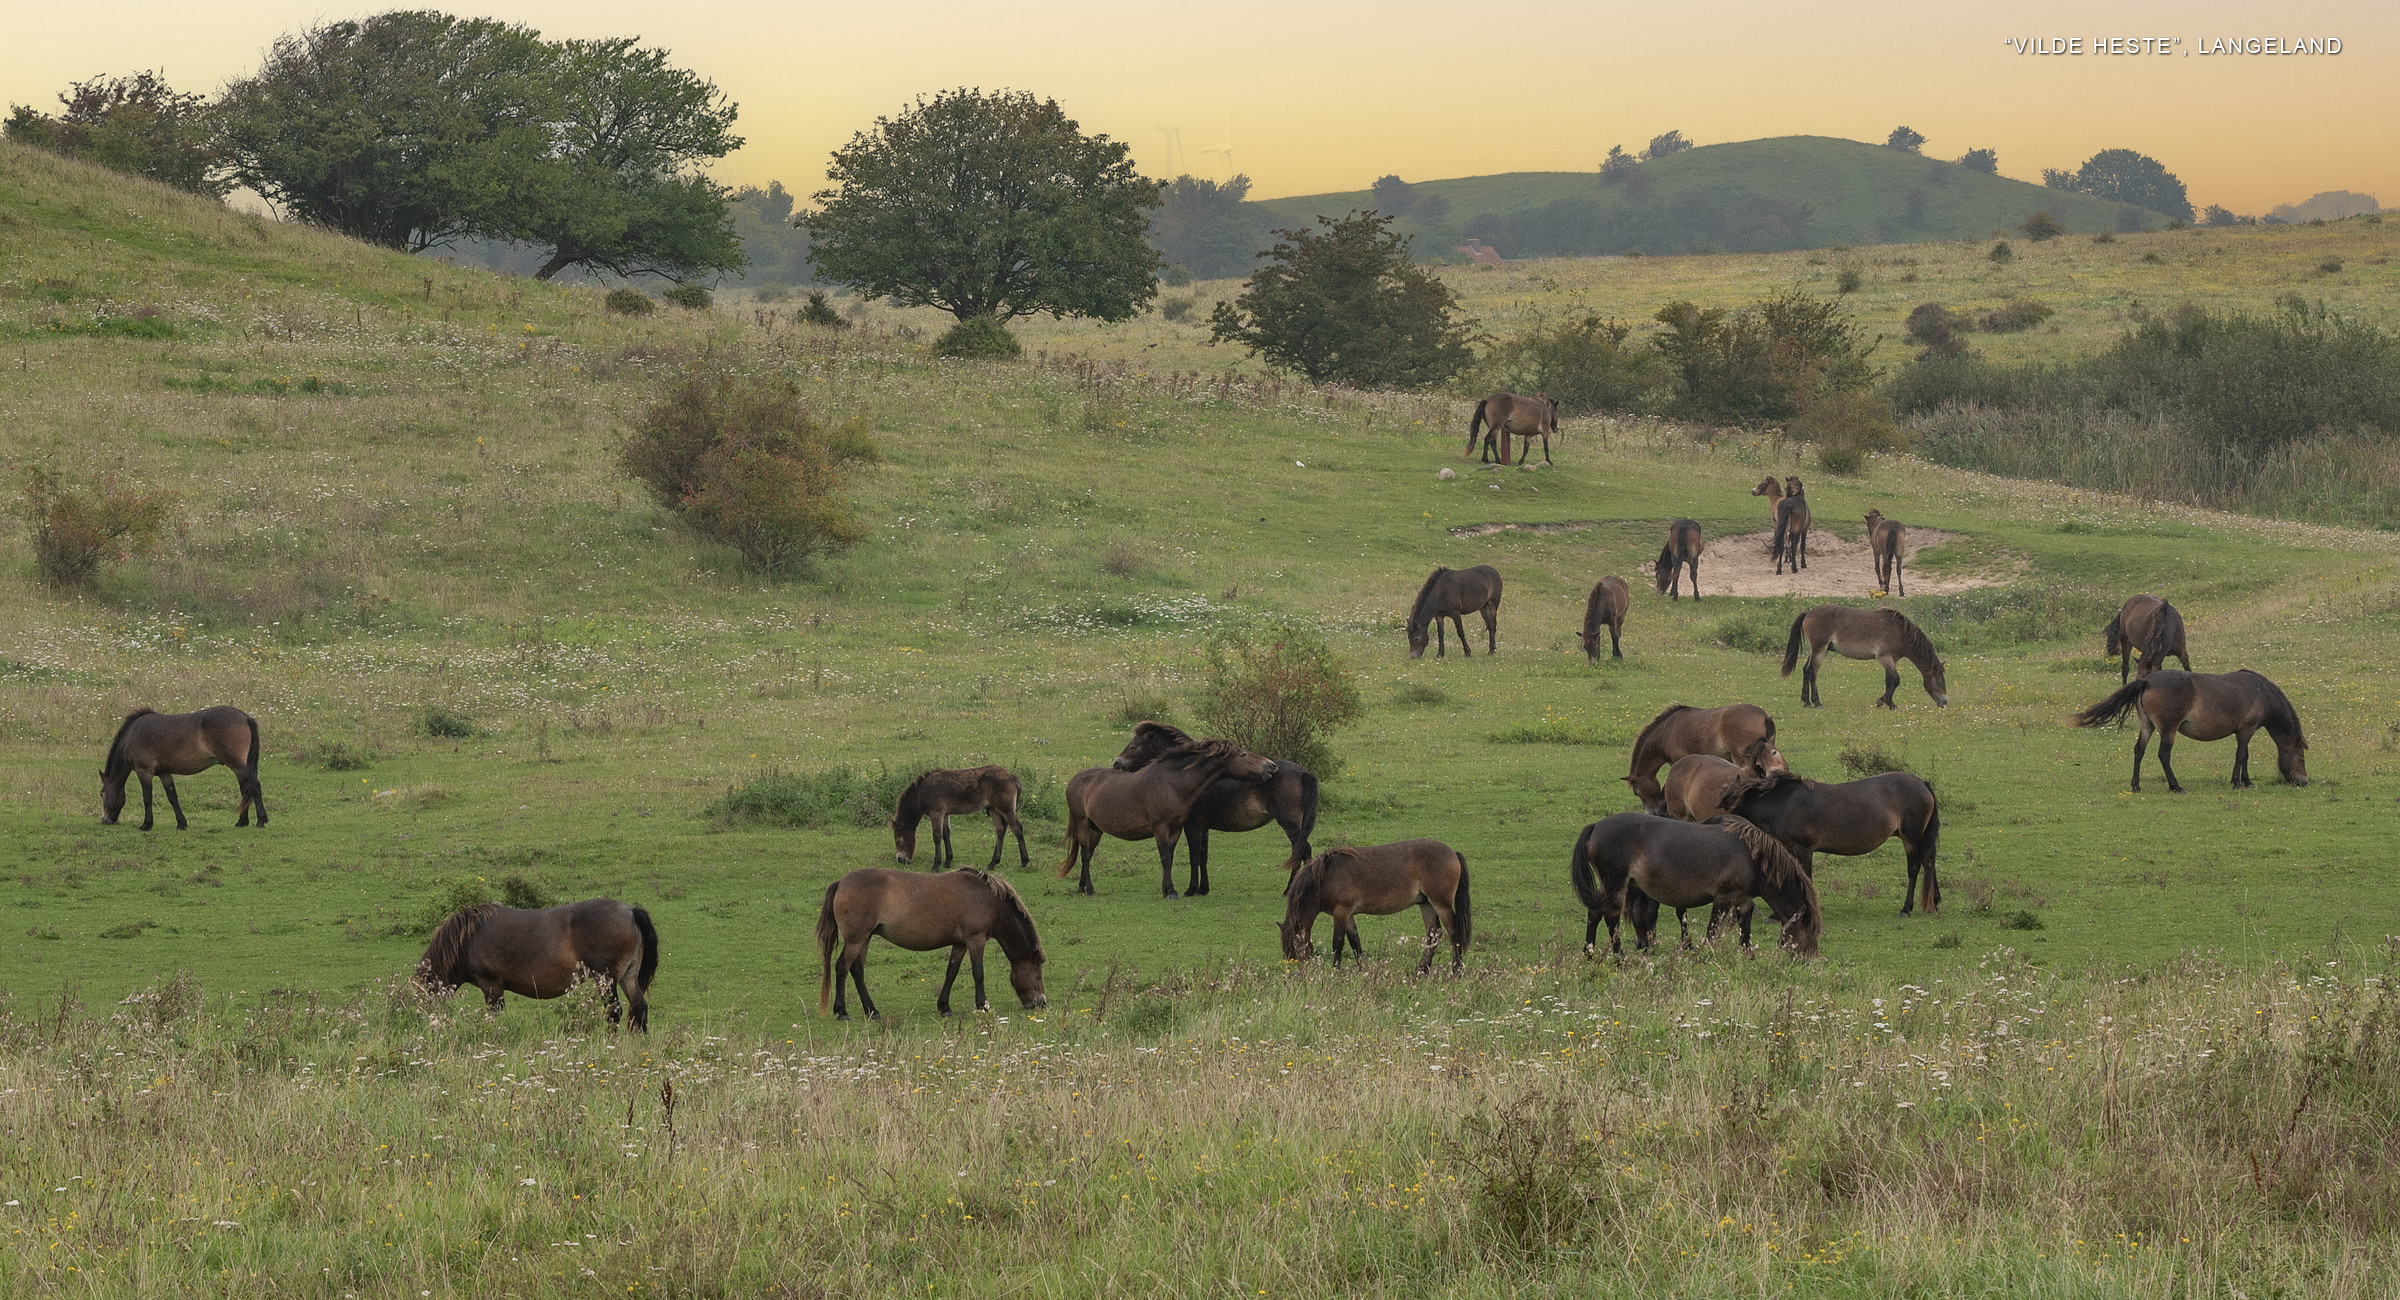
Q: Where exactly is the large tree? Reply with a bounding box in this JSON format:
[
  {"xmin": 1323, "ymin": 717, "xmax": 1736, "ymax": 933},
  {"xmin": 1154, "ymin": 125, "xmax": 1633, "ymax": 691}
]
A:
[
  {"xmin": 3, "ymin": 72, "xmax": 226, "ymax": 197},
  {"xmin": 2051, "ymin": 148, "xmax": 2193, "ymax": 220},
  {"xmin": 805, "ymin": 89, "xmax": 1161, "ymax": 323},
  {"xmin": 509, "ymin": 37, "xmax": 744, "ymax": 281},
  {"xmin": 1208, "ymin": 211, "xmax": 1468, "ymax": 388},
  {"xmin": 215, "ymin": 11, "xmax": 550, "ymax": 251},
  {"xmin": 1150, "ymin": 173, "xmax": 1259, "ymax": 280}
]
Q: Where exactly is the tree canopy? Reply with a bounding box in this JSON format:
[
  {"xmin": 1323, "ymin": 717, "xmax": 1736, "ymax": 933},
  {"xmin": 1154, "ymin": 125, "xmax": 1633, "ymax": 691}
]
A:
[
  {"xmin": 3, "ymin": 72, "xmax": 225, "ymax": 197},
  {"xmin": 1150, "ymin": 173, "xmax": 1260, "ymax": 281},
  {"xmin": 1207, "ymin": 211, "xmax": 1468, "ymax": 388},
  {"xmin": 1958, "ymin": 148, "xmax": 1998, "ymax": 174},
  {"xmin": 1884, "ymin": 125, "xmax": 1926, "ymax": 153},
  {"xmin": 2044, "ymin": 148, "xmax": 2192, "ymax": 220},
  {"xmin": 805, "ymin": 89, "xmax": 1161, "ymax": 323},
  {"xmin": 1642, "ymin": 131, "xmax": 1692, "ymax": 161}
]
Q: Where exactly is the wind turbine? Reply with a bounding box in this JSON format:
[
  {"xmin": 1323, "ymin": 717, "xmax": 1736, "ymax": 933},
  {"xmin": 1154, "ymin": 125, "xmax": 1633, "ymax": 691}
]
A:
[
  {"xmin": 1199, "ymin": 117, "xmax": 1234, "ymax": 179},
  {"xmin": 1155, "ymin": 126, "xmax": 1185, "ymax": 175}
]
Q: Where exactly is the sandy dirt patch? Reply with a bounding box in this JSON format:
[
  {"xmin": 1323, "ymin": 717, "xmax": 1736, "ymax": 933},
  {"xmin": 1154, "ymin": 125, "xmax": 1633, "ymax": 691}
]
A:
[{"xmin": 1642, "ymin": 527, "xmax": 2008, "ymax": 598}]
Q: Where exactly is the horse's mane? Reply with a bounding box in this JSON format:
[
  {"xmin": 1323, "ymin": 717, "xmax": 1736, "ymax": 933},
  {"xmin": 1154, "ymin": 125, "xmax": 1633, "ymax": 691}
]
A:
[
  {"xmin": 1582, "ymin": 582, "xmax": 1608, "ymax": 637},
  {"xmin": 1883, "ymin": 610, "xmax": 1941, "ymax": 669},
  {"xmin": 1708, "ymin": 815, "xmax": 1821, "ymax": 945},
  {"xmin": 2237, "ymin": 669, "xmax": 2308, "ymax": 750},
  {"xmin": 1408, "ymin": 567, "xmax": 1452, "ymax": 627},
  {"xmin": 1160, "ymin": 737, "xmax": 1247, "ymax": 770},
  {"xmin": 417, "ymin": 902, "xmax": 500, "ymax": 987},
  {"xmin": 103, "ymin": 708, "xmax": 156, "ymax": 778},
  {"xmin": 1714, "ymin": 764, "xmax": 1802, "ymax": 813},
  {"xmin": 893, "ymin": 772, "xmax": 929, "ymax": 823},
  {"xmin": 1285, "ymin": 848, "xmax": 1353, "ymax": 905},
  {"xmin": 1130, "ymin": 720, "xmax": 1193, "ymax": 760},
  {"xmin": 973, "ymin": 869, "xmax": 1045, "ymax": 961},
  {"xmin": 1630, "ymin": 704, "xmax": 1692, "ymax": 759}
]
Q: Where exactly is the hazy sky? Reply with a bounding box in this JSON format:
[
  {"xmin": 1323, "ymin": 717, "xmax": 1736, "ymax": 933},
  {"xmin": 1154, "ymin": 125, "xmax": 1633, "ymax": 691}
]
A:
[{"xmin": 7, "ymin": 1, "xmax": 2390, "ymax": 213}]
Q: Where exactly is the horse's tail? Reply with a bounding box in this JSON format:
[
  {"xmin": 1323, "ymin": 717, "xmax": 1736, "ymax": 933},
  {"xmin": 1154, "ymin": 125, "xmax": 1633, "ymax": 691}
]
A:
[
  {"xmin": 1470, "ymin": 398, "xmax": 1489, "ymax": 437},
  {"xmin": 1569, "ymin": 824, "xmax": 1605, "ymax": 913},
  {"xmin": 815, "ymin": 882, "xmax": 842, "ymax": 1015},
  {"xmin": 2146, "ymin": 603, "xmax": 2186, "ymax": 673},
  {"xmin": 2073, "ymin": 679, "xmax": 2148, "ymax": 729},
  {"xmin": 1770, "ymin": 504, "xmax": 1790, "ymax": 564},
  {"xmin": 1449, "ymin": 851, "xmax": 1472, "ymax": 950},
  {"xmin": 1287, "ymin": 766, "xmax": 1320, "ymax": 869},
  {"xmin": 631, "ymin": 906, "xmax": 661, "ymax": 992},
  {"xmin": 1780, "ymin": 612, "xmax": 1809, "ymax": 677},
  {"xmin": 1917, "ymin": 782, "xmax": 1942, "ymax": 912},
  {"xmin": 2102, "ymin": 609, "xmax": 2125, "ymax": 657},
  {"xmin": 245, "ymin": 715, "xmax": 260, "ymax": 772}
]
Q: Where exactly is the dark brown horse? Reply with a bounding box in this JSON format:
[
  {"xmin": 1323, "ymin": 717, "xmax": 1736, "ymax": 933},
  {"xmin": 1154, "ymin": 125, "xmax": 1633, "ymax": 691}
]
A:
[
  {"xmin": 1624, "ymin": 702, "xmax": 1785, "ymax": 815},
  {"xmin": 816, "ymin": 867, "xmax": 1045, "ymax": 1020},
  {"xmin": 1581, "ymin": 575, "xmax": 1630, "ymax": 662},
  {"xmin": 1781, "ymin": 606, "xmax": 1949, "ymax": 709},
  {"xmin": 1750, "ymin": 475, "xmax": 1785, "ymax": 527},
  {"xmin": 2103, "ymin": 595, "xmax": 2191, "ymax": 683},
  {"xmin": 1772, "ymin": 477, "xmax": 1811, "ymax": 575},
  {"xmin": 1864, "ymin": 510, "xmax": 1907, "ymax": 596},
  {"xmin": 1465, "ymin": 392, "xmax": 1557, "ymax": 466},
  {"xmin": 1718, "ymin": 769, "xmax": 1943, "ymax": 915},
  {"xmin": 1279, "ymin": 839, "xmax": 1471, "ymax": 973},
  {"xmin": 1653, "ymin": 519, "xmax": 1703, "ymax": 600},
  {"xmin": 1059, "ymin": 738, "xmax": 1279, "ymax": 896},
  {"xmin": 891, "ymin": 765, "xmax": 1030, "ymax": 870},
  {"xmin": 99, "ymin": 706, "xmax": 267, "ymax": 831},
  {"xmin": 1406, "ymin": 565, "xmax": 1503, "ymax": 658},
  {"xmin": 2073, "ymin": 669, "xmax": 2307, "ymax": 792},
  {"xmin": 1111, "ymin": 721, "xmax": 1318, "ymax": 896},
  {"xmin": 416, "ymin": 899, "xmax": 658, "ymax": 1031},
  {"xmin": 1571, "ymin": 813, "xmax": 1820, "ymax": 957}
]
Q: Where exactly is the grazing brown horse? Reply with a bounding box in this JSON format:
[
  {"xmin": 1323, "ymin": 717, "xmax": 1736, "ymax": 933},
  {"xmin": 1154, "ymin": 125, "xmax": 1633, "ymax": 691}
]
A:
[
  {"xmin": 2073, "ymin": 669, "xmax": 2307, "ymax": 793},
  {"xmin": 1750, "ymin": 476, "xmax": 1785, "ymax": 526},
  {"xmin": 1059, "ymin": 738, "xmax": 1279, "ymax": 896},
  {"xmin": 417, "ymin": 899, "xmax": 658, "ymax": 1031},
  {"xmin": 1864, "ymin": 510, "xmax": 1907, "ymax": 596},
  {"xmin": 816, "ymin": 867, "xmax": 1045, "ymax": 1020},
  {"xmin": 1406, "ymin": 565, "xmax": 1503, "ymax": 658},
  {"xmin": 1624, "ymin": 702, "xmax": 1785, "ymax": 815},
  {"xmin": 1465, "ymin": 392, "xmax": 1558, "ymax": 466},
  {"xmin": 1571, "ymin": 814, "xmax": 1820, "ymax": 957},
  {"xmin": 2103, "ymin": 595, "xmax": 2191, "ymax": 683},
  {"xmin": 1772, "ymin": 478, "xmax": 1811, "ymax": 575},
  {"xmin": 1718, "ymin": 769, "xmax": 1943, "ymax": 915},
  {"xmin": 99, "ymin": 706, "xmax": 268, "ymax": 831},
  {"xmin": 1111, "ymin": 722, "xmax": 1318, "ymax": 895},
  {"xmin": 1782, "ymin": 606, "xmax": 1948, "ymax": 709},
  {"xmin": 1581, "ymin": 575, "xmax": 1630, "ymax": 662},
  {"xmin": 1653, "ymin": 519, "xmax": 1703, "ymax": 600},
  {"xmin": 891, "ymin": 766, "xmax": 1030, "ymax": 870},
  {"xmin": 1279, "ymin": 839, "xmax": 1471, "ymax": 973}
]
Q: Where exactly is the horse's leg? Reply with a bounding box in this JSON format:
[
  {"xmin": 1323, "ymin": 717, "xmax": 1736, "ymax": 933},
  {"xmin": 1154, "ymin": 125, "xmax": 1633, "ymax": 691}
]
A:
[
  {"xmin": 936, "ymin": 944, "xmax": 966, "ymax": 1016},
  {"xmin": 246, "ymin": 764, "xmax": 268, "ymax": 827},
  {"xmin": 2232, "ymin": 728, "xmax": 2255, "ymax": 789},
  {"xmin": 932, "ymin": 812, "xmax": 951, "ymax": 869},
  {"xmin": 1010, "ymin": 810, "xmax": 1030, "ymax": 868},
  {"xmin": 987, "ymin": 809, "xmax": 1009, "ymax": 869},
  {"xmin": 159, "ymin": 774, "xmax": 190, "ymax": 830},
  {"xmin": 1343, "ymin": 913, "xmax": 1365, "ymax": 967},
  {"xmin": 1415, "ymin": 900, "xmax": 1441, "ymax": 975},
  {"xmin": 1736, "ymin": 902, "xmax": 1756, "ymax": 952},
  {"xmin": 1185, "ymin": 825, "xmax": 1209, "ymax": 897},
  {"xmin": 2130, "ymin": 711, "xmax": 2152, "ymax": 793},
  {"xmin": 1878, "ymin": 655, "xmax": 1901, "ymax": 709},
  {"xmin": 2156, "ymin": 728, "xmax": 2186, "ymax": 793},
  {"xmin": 1453, "ymin": 613, "xmax": 1472, "ymax": 657},
  {"xmin": 965, "ymin": 938, "xmax": 989, "ymax": 1011},
  {"xmin": 602, "ymin": 978, "xmax": 623, "ymax": 1027},
  {"xmin": 1677, "ymin": 909, "xmax": 1693, "ymax": 950},
  {"xmin": 1688, "ymin": 555, "xmax": 1700, "ymax": 601},
  {"xmin": 1482, "ymin": 606, "xmax": 1497, "ymax": 656},
  {"xmin": 1609, "ymin": 618, "xmax": 1623, "ymax": 659},
  {"xmin": 1154, "ymin": 828, "xmax": 1181, "ymax": 900},
  {"xmin": 233, "ymin": 771, "xmax": 252, "ymax": 828},
  {"xmin": 1539, "ymin": 428, "xmax": 1552, "ymax": 467},
  {"xmin": 1803, "ymin": 645, "xmax": 1824, "ymax": 708},
  {"xmin": 1077, "ymin": 832, "xmax": 1096, "ymax": 896},
  {"xmin": 848, "ymin": 942, "xmax": 882, "ymax": 1021},
  {"xmin": 1435, "ymin": 617, "xmax": 1447, "ymax": 658}
]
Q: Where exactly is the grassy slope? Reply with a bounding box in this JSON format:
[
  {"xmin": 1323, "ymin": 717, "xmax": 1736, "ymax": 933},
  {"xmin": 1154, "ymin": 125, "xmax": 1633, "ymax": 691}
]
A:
[{"xmin": 1249, "ymin": 136, "xmax": 2170, "ymax": 256}]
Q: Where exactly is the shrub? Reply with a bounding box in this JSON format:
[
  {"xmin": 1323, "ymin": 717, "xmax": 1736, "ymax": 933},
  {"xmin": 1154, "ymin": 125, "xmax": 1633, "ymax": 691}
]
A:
[
  {"xmin": 314, "ymin": 741, "xmax": 372, "ymax": 771},
  {"xmin": 1904, "ymin": 303, "xmax": 1972, "ymax": 358},
  {"xmin": 1449, "ymin": 1089, "xmax": 1608, "ymax": 1262},
  {"xmin": 1191, "ymin": 623, "xmax": 1363, "ymax": 777},
  {"xmin": 1981, "ymin": 298, "xmax": 2054, "ymax": 333},
  {"xmin": 19, "ymin": 468, "xmax": 179, "ymax": 589},
  {"xmin": 1160, "ymin": 297, "xmax": 1196, "ymax": 323},
  {"xmin": 1711, "ymin": 601, "xmax": 1801, "ymax": 655},
  {"xmin": 1838, "ymin": 743, "xmax": 1906, "ymax": 779},
  {"xmin": 709, "ymin": 762, "xmax": 923, "ymax": 829},
  {"xmin": 2003, "ymin": 909, "xmax": 2046, "ymax": 931},
  {"xmin": 1987, "ymin": 241, "xmax": 2014, "ymax": 264},
  {"xmin": 2320, "ymin": 258, "xmax": 2344, "ymax": 274},
  {"xmin": 417, "ymin": 875, "xmax": 494, "ymax": 934},
  {"xmin": 2093, "ymin": 231, "xmax": 2116, "ymax": 244},
  {"xmin": 1393, "ymin": 682, "xmax": 1449, "ymax": 705},
  {"xmin": 936, "ymin": 317, "xmax": 1023, "ymax": 359},
  {"xmin": 419, "ymin": 706, "xmax": 477, "ymax": 739},
  {"xmin": 604, "ymin": 287, "xmax": 654, "ymax": 316},
  {"xmin": 619, "ymin": 372, "xmax": 875, "ymax": 573},
  {"xmin": 1835, "ymin": 267, "xmax": 1862, "ymax": 294},
  {"xmin": 798, "ymin": 290, "xmax": 849, "ymax": 329},
  {"xmin": 1884, "ymin": 125, "xmax": 1926, "ymax": 154},
  {"xmin": 662, "ymin": 284, "xmax": 712, "ymax": 310},
  {"xmin": 1653, "ymin": 290, "xmax": 1875, "ymax": 426},
  {"xmin": 1474, "ymin": 313, "xmax": 1666, "ymax": 416},
  {"xmin": 2019, "ymin": 212, "xmax": 2066, "ymax": 242},
  {"xmin": 500, "ymin": 873, "xmax": 554, "ymax": 910},
  {"xmin": 1209, "ymin": 211, "xmax": 1468, "ymax": 388},
  {"xmin": 751, "ymin": 282, "xmax": 792, "ymax": 303},
  {"xmin": 1161, "ymin": 264, "xmax": 1193, "ymax": 287},
  {"xmin": 1792, "ymin": 389, "xmax": 1908, "ymax": 474},
  {"xmin": 1958, "ymin": 148, "xmax": 1998, "ymax": 174},
  {"xmin": 2202, "ymin": 204, "xmax": 2241, "ymax": 227}
]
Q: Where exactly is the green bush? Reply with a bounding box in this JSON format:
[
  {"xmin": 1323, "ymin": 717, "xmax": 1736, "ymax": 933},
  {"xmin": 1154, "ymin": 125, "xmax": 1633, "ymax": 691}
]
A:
[
  {"xmin": 18, "ymin": 467, "xmax": 179, "ymax": 589},
  {"xmin": 936, "ymin": 317, "xmax": 1023, "ymax": 359},
  {"xmin": 1790, "ymin": 389, "xmax": 1908, "ymax": 474},
  {"xmin": 1981, "ymin": 298, "xmax": 2054, "ymax": 333},
  {"xmin": 1904, "ymin": 303, "xmax": 1972, "ymax": 359},
  {"xmin": 604, "ymin": 287, "xmax": 654, "ymax": 316},
  {"xmin": 2003, "ymin": 910, "xmax": 2046, "ymax": 931},
  {"xmin": 1835, "ymin": 267, "xmax": 1863, "ymax": 294},
  {"xmin": 1192, "ymin": 623, "xmax": 1363, "ymax": 777},
  {"xmin": 500, "ymin": 873, "xmax": 554, "ymax": 910},
  {"xmin": 1838, "ymin": 744, "xmax": 1906, "ymax": 779},
  {"xmin": 1161, "ymin": 265, "xmax": 1194, "ymax": 287},
  {"xmin": 1652, "ymin": 290, "xmax": 1874, "ymax": 427},
  {"xmin": 1160, "ymin": 297, "xmax": 1196, "ymax": 323},
  {"xmin": 619, "ymin": 372, "xmax": 875, "ymax": 573},
  {"xmin": 1987, "ymin": 241, "xmax": 2015, "ymax": 264},
  {"xmin": 710, "ymin": 762, "xmax": 924, "ymax": 829},
  {"xmin": 1711, "ymin": 600, "xmax": 1802, "ymax": 655},
  {"xmin": 314, "ymin": 741, "xmax": 372, "ymax": 771},
  {"xmin": 1473, "ymin": 313, "xmax": 1666, "ymax": 416},
  {"xmin": 417, "ymin": 875, "xmax": 494, "ymax": 934},
  {"xmin": 662, "ymin": 283, "xmax": 712, "ymax": 310},
  {"xmin": 1209, "ymin": 211, "xmax": 1468, "ymax": 388},
  {"xmin": 419, "ymin": 706, "xmax": 477, "ymax": 739},
  {"xmin": 2019, "ymin": 212, "xmax": 2066, "ymax": 242},
  {"xmin": 798, "ymin": 290, "xmax": 849, "ymax": 329}
]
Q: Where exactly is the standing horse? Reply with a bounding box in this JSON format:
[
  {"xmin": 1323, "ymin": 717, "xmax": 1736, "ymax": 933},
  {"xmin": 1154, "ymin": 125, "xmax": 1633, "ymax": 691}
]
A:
[
  {"xmin": 1059, "ymin": 738, "xmax": 1279, "ymax": 896},
  {"xmin": 1772, "ymin": 478, "xmax": 1811, "ymax": 575},
  {"xmin": 2103, "ymin": 595, "xmax": 2191, "ymax": 683},
  {"xmin": 1465, "ymin": 392, "xmax": 1558, "ymax": 466},
  {"xmin": 1279, "ymin": 839, "xmax": 1471, "ymax": 973},
  {"xmin": 1581, "ymin": 575, "xmax": 1630, "ymax": 662},
  {"xmin": 99, "ymin": 706, "xmax": 268, "ymax": 831},
  {"xmin": 1111, "ymin": 721, "xmax": 1319, "ymax": 895},
  {"xmin": 1719, "ymin": 769, "xmax": 1943, "ymax": 915},
  {"xmin": 1750, "ymin": 476, "xmax": 1785, "ymax": 527},
  {"xmin": 1571, "ymin": 814, "xmax": 1820, "ymax": 957},
  {"xmin": 1864, "ymin": 510, "xmax": 1906, "ymax": 596},
  {"xmin": 1624, "ymin": 702, "xmax": 1785, "ymax": 815},
  {"xmin": 417, "ymin": 899, "xmax": 658, "ymax": 1031},
  {"xmin": 1653, "ymin": 519, "xmax": 1704, "ymax": 600},
  {"xmin": 1781, "ymin": 606, "xmax": 1948, "ymax": 709},
  {"xmin": 891, "ymin": 766, "xmax": 1030, "ymax": 870},
  {"xmin": 1406, "ymin": 565, "xmax": 1503, "ymax": 658},
  {"xmin": 2073, "ymin": 669, "xmax": 2307, "ymax": 792},
  {"xmin": 816, "ymin": 867, "xmax": 1045, "ymax": 1020},
  {"xmin": 1660, "ymin": 751, "xmax": 1777, "ymax": 821}
]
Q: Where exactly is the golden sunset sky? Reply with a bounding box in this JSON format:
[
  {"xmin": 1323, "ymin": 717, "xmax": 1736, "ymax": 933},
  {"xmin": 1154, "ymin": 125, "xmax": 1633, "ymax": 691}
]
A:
[{"xmin": 7, "ymin": 1, "xmax": 2390, "ymax": 214}]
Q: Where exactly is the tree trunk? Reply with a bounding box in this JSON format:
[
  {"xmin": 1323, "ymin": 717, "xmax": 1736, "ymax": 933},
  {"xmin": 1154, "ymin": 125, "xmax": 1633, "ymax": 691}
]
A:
[{"xmin": 533, "ymin": 251, "xmax": 580, "ymax": 281}]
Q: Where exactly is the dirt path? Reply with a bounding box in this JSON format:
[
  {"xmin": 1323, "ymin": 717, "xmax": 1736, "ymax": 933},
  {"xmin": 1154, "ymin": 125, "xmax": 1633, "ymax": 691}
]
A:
[{"xmin": 1642, "ymin": 527, "xmax": 2007, "ymax": 598}]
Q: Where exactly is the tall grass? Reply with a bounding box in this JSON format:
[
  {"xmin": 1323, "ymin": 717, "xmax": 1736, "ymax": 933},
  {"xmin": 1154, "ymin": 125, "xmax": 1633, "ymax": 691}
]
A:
[{"xmin": 5, "ymin": 949, "xmax": 2394, "ymax": 1296}]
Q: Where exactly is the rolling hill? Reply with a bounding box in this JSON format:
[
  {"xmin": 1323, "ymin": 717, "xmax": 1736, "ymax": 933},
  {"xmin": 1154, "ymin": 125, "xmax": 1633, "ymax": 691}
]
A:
[{"xmin": 1248, "ymin": 136, "xmax": 2175, "ymax": 259}]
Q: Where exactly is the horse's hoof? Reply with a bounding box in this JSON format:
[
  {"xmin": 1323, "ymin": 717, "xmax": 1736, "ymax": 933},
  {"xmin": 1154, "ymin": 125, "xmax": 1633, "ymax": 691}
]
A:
[
  {"xmin": 1160, "ymin": 890, "xmax": 1180, "ymax": 900},
  {"xmin": 834, "ymin": 1013, "xmax": 851, "ymax": 1022}
]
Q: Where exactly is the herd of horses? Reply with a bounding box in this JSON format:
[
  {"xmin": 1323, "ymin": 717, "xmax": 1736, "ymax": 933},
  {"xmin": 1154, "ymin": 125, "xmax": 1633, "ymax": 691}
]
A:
[{"xmin": 88, "ymin": 412, "xmax": 2315, "ymax": 1024}]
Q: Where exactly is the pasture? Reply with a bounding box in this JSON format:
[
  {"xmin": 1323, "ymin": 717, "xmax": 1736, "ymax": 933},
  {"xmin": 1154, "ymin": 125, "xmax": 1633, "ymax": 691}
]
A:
[{"xmin": 4, "ymin": 141, "xmax": 2400, "ymax": 1294}]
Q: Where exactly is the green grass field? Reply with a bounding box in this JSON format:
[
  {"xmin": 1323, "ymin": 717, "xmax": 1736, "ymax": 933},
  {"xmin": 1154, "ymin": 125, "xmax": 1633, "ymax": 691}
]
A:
[{"xmin": 5, "ymin": 140, "xmax": 2399, "ymax": 1295}]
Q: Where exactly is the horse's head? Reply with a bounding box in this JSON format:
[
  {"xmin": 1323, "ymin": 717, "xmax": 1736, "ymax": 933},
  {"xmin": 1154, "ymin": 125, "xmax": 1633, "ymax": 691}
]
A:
[
  {"xmin": 1780, "ymin": 909, "xmax": 1820, "ymax": 958},
  {"xmin": 1784, "ymin": 476, "xmax": 1804, "ymax": 499},
  {"xmin": 1864, "ymin": 509, "xmax": 1884, "ymax": 528},
  {"xmin": 1223, "ymin": 749, "xmax": 1279, "ymax": 784},
  {"xmin": 890, "ymin": 814, "xmax": 916, "ymax": 864},
  {"xmin": 1006, "ymin": 953, "xmax": 1046, "ymax": 1010},
  {"xmin": 1580, "ymin": 623, "xmax": 1602, "ymax": 664},
  {"xmin": 1405, "ymin": 617, "xmax": 1430, "ymax": 658},
  {"xmin": 99, "ymin": 767, "xmax": 126, "ymax": 824},
  {"xmin": 2277, "ymin": 738, "xmax": 2309, "ymax": 787},
  {"xmin": 1624, "ymin": 774, "xmax": 1666, "ymax": 817},
  {"xmin": 1746, "ymin": 737, "xmax": 1791, "ymax": 776},
  {"xmin": 1652, "ymin": 546, "xmax": 1675, "ymax": 594},
  {"xmin": 1751, "ymin": 476, "xmax": 1779, "ymax": 498},
  {"xmin": 1924, "ymin": 661, "xmax": 1950, "ymax": 708},
  {"xmin": 1279, "ymin": 916, "xmax": 1313, "ymax": 961},
  {"xmin": 1111, "ymin": 721, "xmax": 1184, "ymax": 772}
]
